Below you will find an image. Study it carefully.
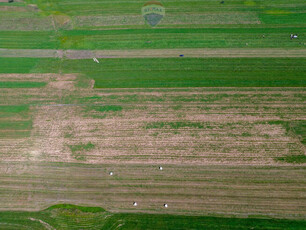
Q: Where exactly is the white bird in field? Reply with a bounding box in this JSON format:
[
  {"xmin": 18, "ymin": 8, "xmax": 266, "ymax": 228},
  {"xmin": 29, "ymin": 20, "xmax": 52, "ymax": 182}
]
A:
[{"xmin": 93, "ymin": 57, "xmax": 99, "ymax": 63}]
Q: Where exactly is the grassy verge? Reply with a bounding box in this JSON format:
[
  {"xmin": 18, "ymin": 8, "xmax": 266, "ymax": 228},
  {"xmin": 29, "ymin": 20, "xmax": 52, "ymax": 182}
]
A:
[{"xmin": 0, "ymin": 204, "xmax": 305, "ymax": 230}]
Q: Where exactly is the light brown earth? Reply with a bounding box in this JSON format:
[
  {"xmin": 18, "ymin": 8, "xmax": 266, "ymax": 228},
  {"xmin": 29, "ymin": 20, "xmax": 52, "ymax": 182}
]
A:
[
  {"xmin": 1, "ymin": 48, "xmax": 306, "ymax": 58},
  {"xmin": 0, "ymin": 74, "xmax": 305, "ymax": 218}
]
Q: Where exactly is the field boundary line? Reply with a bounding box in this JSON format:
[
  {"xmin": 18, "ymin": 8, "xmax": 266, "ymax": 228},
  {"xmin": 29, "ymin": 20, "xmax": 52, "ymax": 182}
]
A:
[{"xmin": 0, "ymin": 48, "xmax": 306, "ymax": 59}]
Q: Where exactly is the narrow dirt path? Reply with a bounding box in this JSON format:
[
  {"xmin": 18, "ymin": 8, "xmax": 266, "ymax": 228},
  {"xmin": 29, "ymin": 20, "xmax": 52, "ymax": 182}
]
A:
[{"xmin": 0, "ymin": 48, "xmax": 305, "ymax": 59}]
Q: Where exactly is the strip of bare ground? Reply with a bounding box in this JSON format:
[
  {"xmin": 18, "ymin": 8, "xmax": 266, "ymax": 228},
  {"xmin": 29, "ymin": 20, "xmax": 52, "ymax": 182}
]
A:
[{"xmin": 0, "ymin": 48, "xmax": 306, "ymax": 58}]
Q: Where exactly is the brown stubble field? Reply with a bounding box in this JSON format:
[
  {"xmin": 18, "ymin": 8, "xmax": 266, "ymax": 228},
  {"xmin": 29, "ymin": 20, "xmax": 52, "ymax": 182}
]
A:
[{"xmin": 0, "ymin": 74, "xmax": 305, "ymax": 218}]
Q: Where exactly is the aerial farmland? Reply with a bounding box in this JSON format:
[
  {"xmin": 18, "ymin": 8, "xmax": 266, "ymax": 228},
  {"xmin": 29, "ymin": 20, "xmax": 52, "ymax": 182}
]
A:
[{"xmin": 0, "ymin": 0, "xmax": 305, "ymax": 229}]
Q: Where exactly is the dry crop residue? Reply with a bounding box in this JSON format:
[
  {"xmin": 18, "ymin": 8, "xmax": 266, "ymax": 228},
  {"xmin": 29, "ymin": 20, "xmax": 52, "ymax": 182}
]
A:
[{"xmin": 0, "ymin": 74, "xmax": 305, "ymax": 218}]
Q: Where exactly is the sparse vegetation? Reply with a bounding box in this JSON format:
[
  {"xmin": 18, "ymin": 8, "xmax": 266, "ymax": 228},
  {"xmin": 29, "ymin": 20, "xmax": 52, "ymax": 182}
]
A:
[
  {"xmin": 88, "ymin": 105, "xmax": 123, "ymax": 112},
  {"xmin": 276, "ymin": 155, "xmax": 306, "ymax": 164},
  {"xmin": 68, "ymin": 142, "xmax": 95, "ymax": 160},
  {"xmin": 145, "ymin": 121, "xmax": 205, "ymax": 129}
]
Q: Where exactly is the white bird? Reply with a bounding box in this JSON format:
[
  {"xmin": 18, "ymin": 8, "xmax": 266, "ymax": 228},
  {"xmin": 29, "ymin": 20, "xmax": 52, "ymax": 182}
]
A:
[
  {"xmin": 164, "ymin": 204, "xmax": 168, "ymax": 208},
  {"xmin": 133, "ymin": 202, "xmax": 138, "ymax": 206},
  {"xmin": 93, "ymin": 57, "xmax": 99, "ymax": 63},
  {"xmin": 109, "ymin": 171, "xmax": 113, "ymax": 176}
]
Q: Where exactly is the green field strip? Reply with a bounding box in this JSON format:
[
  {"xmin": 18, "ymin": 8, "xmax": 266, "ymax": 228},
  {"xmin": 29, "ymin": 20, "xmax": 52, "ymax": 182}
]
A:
[
  {"xmin": 259, "ymin": 12, "xmax": 306, "ymax": 24},
  {"xmin": 0, "ymin": 57, "xmax": 40, "ymax": 73},
  {"xmin": 0, "ymin": 120, "xmax": 32, "ymax": 138},
  {"xmin": 2, "ymin": 57, "xmax": 304, "ymax": 88},
  {"xmin": 0, "ymin": 57, "xmax": 60, "ymax": 73},
  {"xmin": 22, "ymin": 0, "xmax": 306, "ymax": 17},
  {"xmin": 60, "ymin": 28, "xmax": 306, "ymax": 35},
  {"xmin": 0, "ymin": 31, "xmax": 59, "ymax": 49},
  {"xmin": 0, "ymin": 204, "xmax": 305, "ymax": 229},
  {"xmin": 0, "ymin": 2, "xmax": 26, "ymax": 7},
  {"xmin": 0, "ymin": 130, "xmax": 32, "ymax": 138},
  {"xmin": 0, "ymin": 82, "xmax": 46, "ymax": 88},
  {"xmin": 0, "ymin": 27, "xmax": 304, "ymax": 49},
  {"xmin": 43, "ymin": 27, "xmax": 306, "ymax": 50},
  {"xmin": 2, "ymin": 0, "xmax": 305, "ymax": 34},
  {"xmin": 58, "ymin": 58, "xmax": 306, "ymax": 88},
  {"xmin": 0, "ymin": 121, "xmax": 32, "ymax": 130},
  {"xmin": 0, "ymin": 105, "xmax": 29, "ymax": 118},
  {"xmin": 3, "ymin": 58, "xmax": 298, "ymax": 88},
  {"xmin": 0, "ymin": 105, "xmax": 32, "ymax": 138}
]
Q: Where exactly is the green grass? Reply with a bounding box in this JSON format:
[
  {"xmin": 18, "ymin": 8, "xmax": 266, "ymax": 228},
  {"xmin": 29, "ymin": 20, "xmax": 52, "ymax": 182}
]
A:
[
  {"xmin": 105, "ymin": 213, "xmax": 306, "ymax": 230},
  {"xmin": 82, "ymin": 105, "xmax": 123, "ymax": 119},
  {"xmin": 21, "ymin": 0, "xmax": 306, "ymax": 19},
  {"xmin": 0, "ymin": 120, "xmax": 32, "ymax": 138},
  {"xmin": 0, "ymin": 106, "xmax": 32, "ymax": 138},
  {"xmin": 0, "ymin": 57, "xmax": 60, "ymax": 74},
  {"xmin": 0, "ymin": 31, "xmax": 58, "ymax": 49},
  {"xmin": 1, "ymin": 27, "xmax": 305, "ymax": 50},
  {"xmin": 87, "ymin": 105, "xmax": 123, "ymax": 112},
  {"xmin": 46, "ymin": 204, "xmax": 105, "ymax": 213},
  {"xmin": 290, "ymin": 121, "xmax": 306, "ymax": 145},
  {"xmin": 0, "ymin": 105, "xmax": 29, "ymax": 118},
  {"xmin": 0, "ymin": 58, "xmax": 40, "ymax": 73},
  {"xmin": 68, "ymin": 142, "xmax": 95, "ymax": 153},
  {"xmin": 1, "ymin": 0, "xmax": 304, "ymax": 50},
  {"xmin": 68, "ymin": 142, "xmax": 95, "ymax": 160},
  {"xmin": 0, "ymin": 204, "xmax": 305, "ymax": 230},
  {"xmin": 58, "ymin": 27, "xmax": 306, "ymax": 50},
  {"xmin": 58, "ymin": 58, "xmax": 306, "ymax": 88},
  {"xmin": 276, "ymin": 155, "xmax": 306, "ymax": 164},
  {"xmin": 3, "ymin": 57, "xmax": 304, "ymax": 88},
  {"xmin": 0, "ymin": 81, "xmax": 46, "ymax": 88},
  {"xmin": 0, "ymin": 121, "xmax": 32, "ymax": 130},
  {"xmin": 268, "ymin": 120, "xmax": 306, "ymax": 145},
  {"xmin": 259, "ymin": 12, "xmax": 306, "ymax": 24},
  {"xmin": 269, "ymin": 120, "xmax": 305, "ymax": 164}
]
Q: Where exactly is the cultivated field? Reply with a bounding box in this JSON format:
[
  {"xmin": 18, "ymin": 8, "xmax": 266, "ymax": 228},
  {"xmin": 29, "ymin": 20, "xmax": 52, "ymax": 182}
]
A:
[{"xmin": 0, "ymin": 0, "xmax": 305, "ymax": 229}]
